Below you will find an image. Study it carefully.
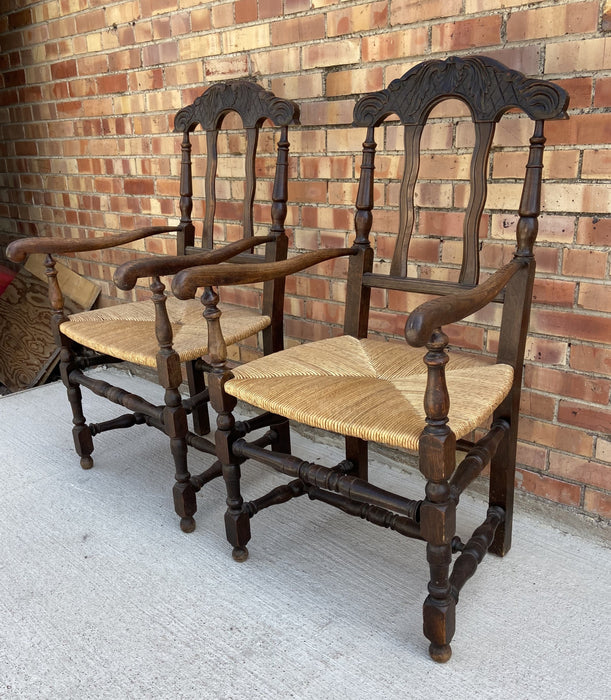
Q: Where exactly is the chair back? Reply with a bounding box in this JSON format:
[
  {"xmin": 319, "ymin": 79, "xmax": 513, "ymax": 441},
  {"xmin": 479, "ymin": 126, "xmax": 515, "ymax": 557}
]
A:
[
  {"xmin": 345, "ymin": 56, "xmax": 568, "ymax": 373},
  {"xmin": 173, "ymin": 80, "xmax": 300, "ymax": 352}
]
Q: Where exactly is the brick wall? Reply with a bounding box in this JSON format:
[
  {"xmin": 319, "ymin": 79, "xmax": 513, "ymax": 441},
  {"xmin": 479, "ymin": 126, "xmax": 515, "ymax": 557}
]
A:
[{"xmin": 0, "ymin": 0, "xmax": 609, "ymax": 523}]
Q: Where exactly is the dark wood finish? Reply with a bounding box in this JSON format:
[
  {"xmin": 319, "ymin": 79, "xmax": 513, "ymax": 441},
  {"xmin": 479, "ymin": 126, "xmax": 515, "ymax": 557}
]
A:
[
  {"xmin": 6, "ymin": 80, "xmax": 300, "ymax": 534},
  {"xmin": 173, "ymin": 57, "xmax": 568, "ymax": 662}
]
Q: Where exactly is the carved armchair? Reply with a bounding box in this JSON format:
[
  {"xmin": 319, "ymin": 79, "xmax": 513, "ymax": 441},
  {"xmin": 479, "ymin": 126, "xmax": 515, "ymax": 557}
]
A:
[
  {"xmin": 169, "ymin": 57, "xmax": 569, "ymax": 660},
  {"xmin": 7, "ymin": 80, "xmax": 300, "ymax": 533}
]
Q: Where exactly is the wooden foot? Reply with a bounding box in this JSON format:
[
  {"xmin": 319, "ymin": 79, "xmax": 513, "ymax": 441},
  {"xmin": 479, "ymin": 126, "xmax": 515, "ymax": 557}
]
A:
[
  {"xmin": 173, "ymin": 480, "xmax": 197, "ymax": 532},
  {"xmin": 232, "ymin": 546, "xmax": 249, "ymax": 562},
  {"xmin": 180, "ymin": 516, "xmax": 196, "ymax": 533},
  {"xmin": 224, "ymin": 507, "xmax": 251, "ymax": 553},
  {"xmin": 80, "ymin": 455, "xmax": 94, "ymax": 470},
  {"xmin": 429, "ymin": 643, "xmax": 452, "ymax": 663}
]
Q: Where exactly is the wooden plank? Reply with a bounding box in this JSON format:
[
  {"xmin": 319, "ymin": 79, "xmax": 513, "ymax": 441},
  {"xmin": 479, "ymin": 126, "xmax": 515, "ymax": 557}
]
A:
[
  {"xmin": 0, "ymin": 261, "xmax": 100, "ymax": 392},
  {"xmin": 24, "ymin": 254, "xmax": 99, "ymax": 309}
]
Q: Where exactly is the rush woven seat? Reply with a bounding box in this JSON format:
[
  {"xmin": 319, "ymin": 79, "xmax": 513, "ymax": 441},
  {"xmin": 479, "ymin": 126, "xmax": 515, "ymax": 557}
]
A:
[
  {"xmin": 171, "ymin": 56, "xmax": 569, "ymax": 662},
  {"xmin": 63, "ymin": 299, "xmax": 270, "ymax": 369},
  {"xmin": 7, "ymin": 80, "xmax": 300, "ymax": 534},
  {"xmin": 227, "ymin": 336, "xmax": 514, "ymax": 451}
]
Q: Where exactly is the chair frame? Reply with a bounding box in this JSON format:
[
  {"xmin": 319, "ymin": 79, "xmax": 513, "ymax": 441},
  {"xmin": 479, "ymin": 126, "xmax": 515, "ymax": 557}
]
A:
[
  {"xmin": 170, "ymin": 57, "xmax": 569, "ymax": 661},
  {"xmin": 7, "ymin": 80, "xmax": 300, "ymax": 533}
]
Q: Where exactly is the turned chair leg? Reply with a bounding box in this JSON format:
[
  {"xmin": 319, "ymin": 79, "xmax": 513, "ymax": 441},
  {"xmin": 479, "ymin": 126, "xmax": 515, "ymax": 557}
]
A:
[
  {"xmin": 163, "ymin": 380, "xmax": 197, "ymax": 533},
  {"xmin": 222, "ymin": 461, "xmax": 251, "ymax": 562},
  {"xmin": 209, "ymin": 373, "xmax": 251, "ymax": 561},
  {"xmin": 419, "ymin": 329, "xmax": 457, "ymax": 662},
  {"xmin": 60, "ymin": 343, "xmax": 94, "ymax": 470},
  {"xmin": 170, "ymin": 431, "xmax": 197, "ymax": 534}
]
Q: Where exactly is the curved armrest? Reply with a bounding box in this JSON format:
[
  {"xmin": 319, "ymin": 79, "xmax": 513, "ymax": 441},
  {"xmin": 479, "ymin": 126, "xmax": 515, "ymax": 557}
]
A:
[
  {"xmin": 6, "ymin": 226, "xmax": 180, "ymax": 263},
  {"xmin": 114, "ymin": 235, "xmax": 275, "ymax": 290},
  {"xmin": 173, "ymin": 248, "xmax": 356, "ymax": 299},
  {"xmin": 404, "ymin": 260, "xmax": 525, "ymax": 347}
]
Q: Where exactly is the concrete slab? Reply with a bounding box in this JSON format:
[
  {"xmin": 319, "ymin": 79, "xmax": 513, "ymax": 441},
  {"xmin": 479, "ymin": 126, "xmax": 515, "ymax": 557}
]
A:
[{"xmin": 0, "ymin": 368, "xmax": 609, "ymax": 699}]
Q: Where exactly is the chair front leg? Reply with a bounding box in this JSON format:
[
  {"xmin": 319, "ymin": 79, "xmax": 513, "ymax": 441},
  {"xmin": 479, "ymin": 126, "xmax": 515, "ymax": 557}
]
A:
[
  {"xmin": 60, "ymin": 338, "xmax": 94, "ymax": 470},
  {"xmin": 151, "ymin": 276, "xmax": 197, "ymax": 532},
  {"xmin": 43, "ymin": 253, "xmax": 94, "ymax": 470},
  {"xmin": 203, "ymin": 286, "xmax": 251, "ymax": 561},
  {"xmin": 419, "ymin": 329, "xmax": 457, "ymax": 663}
]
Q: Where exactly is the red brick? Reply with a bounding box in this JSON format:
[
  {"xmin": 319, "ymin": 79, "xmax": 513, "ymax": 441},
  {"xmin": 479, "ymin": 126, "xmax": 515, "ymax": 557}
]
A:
[
  {"xmin": 594, "ymin": 77, "xmax": 611, "ymax": 108},
  {"xmin": 531, "ymin": 308, "xmax": 611, "ymax": 345},
  {"xmin": 546, "ymin": 113, "xmax": 611, "ymax": 148},
  {"xmin": 142, "ymin": 42, "xmax": 178, "ymax": 67},
  {"xmin": 555, "ymin": 77, "xmax": 593, "ymax": 110},
  {"xmin": 391, "ymin": 0, "xmax": 462, "ymax": 24},
  {"xmin": 532, "ymin": 278, "xmax": 576, "ymax": 307},
  {"xmin": 204, "ymin": 56, "xmax": 249, "ymax": 81},
  {"xmin": 584, "ymin": 489, "xmax": 611, "ymax": 519},
  {"xmin": 431, "ymin": 16, "xmax": 502, "ymax": 52},
  {"xmin": 327, "ymin": 1, "xmax": 388, "ymax": 38},
  {"xmin": 558, "ymin": 401, "xmax": 611, "ymax": 434},
  {"xmin": 562, "ymin": 248, "xmax": 608, "ymax": 279},
  {"xmin": 516, "ymin": 441, "xmax": 548, "ymax": 472},
  {"xmin": 305, "ymin": 300, "xmax": 344, "ymax": 325},
  {"xmin": 524, "ymin": 365, "xmax": 611, "ymax": 405},
  {"xmin": 285, "ymin": 0, "xmax": 310, "ymax": 13},
  {"xmin": 578, "ymin": 283, "xmax": 611, "ymax": 313},
  {"xmin": 576, "ymin": 218, "xmax": 611, "ymax": 247},
  {"xmin": 7, "ymin": 8, "xmax": 32, "ymax": 30},
  {"xmin": 302, "ymin": 39, "xmax": 360, "ymax": 69},
  {"xmin": 520, "ymin": 417, "xmax": 593, "ymax": 456},
  {"xmin": 507, "ymin": 3, "xmax": 599, "ymax": 41},
  {"xmin": 235, "ymin": 0, "xmax": 257, "ymax": 24},
  {"xmin": 520, "ymin": 390, "xmax": 556, "ymax": 421},
  {"xmin": 75, "ymin": 8, "xmax": 105, "ymax": 34},
  {"xmin": 524, "ymin": 338, "xmax": 568, "ymax": 366},
  {"xmin": 549, "ymin": 451, "xmax": 610, "ymax": 491},
  {"xmin": 96, "ymin": 73, "xmax": 128, "ymax": 95},
  {"xmin": 570, "ymin": 345, "xmax": 611, "ymax": 376},
  {"xmin": 76, "ymin": 54, "xmax": 108, "ymax": 76},
  {"xmin": 271, "ymin": 15, "xmax": 325, "ymax": 46},
  {"xmin": 582, "ymin": 149, "xmax": 611, "ymax": 179},
  {"xmin": 285, "ymin": 317, "xmax": 337, "ymax": 342},
  {"xmin": 516, "ymin": 469, "xmax": 582, "ymax": 507},
  {"xmin": 50, "ymin": 59, "xmax": 77, "ymax": 80}
]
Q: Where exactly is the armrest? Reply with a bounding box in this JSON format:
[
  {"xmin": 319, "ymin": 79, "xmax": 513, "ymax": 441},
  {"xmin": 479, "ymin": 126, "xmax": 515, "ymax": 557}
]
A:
[
  {"xmin": 404, "ymin": 260, "xmax": 525, "ymax": 347},
  {"xmin": 173, "ymin": 248, "xmax": 356, "ymax": 299},
  {"xmin": 6, "ymin": 226, "xmax": 180, "ymax": 263},
  {"xmin": 114, "ymin": 235, "xmax": 275, "ymax": 290}
]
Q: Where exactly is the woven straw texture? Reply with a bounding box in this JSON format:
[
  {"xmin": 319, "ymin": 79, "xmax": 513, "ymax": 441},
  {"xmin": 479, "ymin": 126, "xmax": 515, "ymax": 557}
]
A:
[
  {"xmin": 61, "ymin": 297, "xmax": 270, "ymax": 368},
  {"xmin": 226, "ymin": 336, "xmax": 514, "ymax": 451}
]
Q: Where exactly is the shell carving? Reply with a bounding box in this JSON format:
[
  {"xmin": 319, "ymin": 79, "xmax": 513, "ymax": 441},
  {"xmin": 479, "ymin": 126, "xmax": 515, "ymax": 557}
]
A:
[
  {"xmin": 174, "ymin": 80, "xmax": 300, "ymax": 132},
  {"xmin": 353, "ymin": 56, "xmax": 569, "ymax": 126}
]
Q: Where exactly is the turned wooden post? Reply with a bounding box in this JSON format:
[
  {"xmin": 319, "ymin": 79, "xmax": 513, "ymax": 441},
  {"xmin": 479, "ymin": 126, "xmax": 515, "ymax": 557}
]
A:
[
  {"xmin": 262, "ymin": 124, "xmax": 290, "ymax": 355},
  {"xmin": 45, "ymin": 254, "xmax": 95, "ymax": 470},
  {"xmin": 418, "ymin": 328, "xmax": 457, "ymax": 663},
  {"xmin": 202, "ymin": 286, "xmax": 251, "ymax": 561},
  {"xmin": 150, "ymin": 275, "xmax": 197, "ymax": 533}
]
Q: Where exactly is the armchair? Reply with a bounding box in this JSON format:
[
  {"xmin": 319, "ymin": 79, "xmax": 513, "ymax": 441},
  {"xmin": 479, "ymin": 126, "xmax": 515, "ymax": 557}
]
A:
[
  {"xmin": 171, "ymin": 57, "xmax": 569, "ymax": 660},
  {"xmin": 7, "ymin": 80, "xmax": 300, "ymax": 533}
]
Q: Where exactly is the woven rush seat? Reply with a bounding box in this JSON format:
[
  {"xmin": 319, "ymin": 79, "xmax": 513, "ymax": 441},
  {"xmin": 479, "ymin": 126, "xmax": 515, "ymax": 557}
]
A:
[
  {"xmin": 226, "ymin": 335, "xmax": 514, "ymax": 451},
  {"xmin": 62, "ymin": 297, "xmax": 270, "ymax": 369}
]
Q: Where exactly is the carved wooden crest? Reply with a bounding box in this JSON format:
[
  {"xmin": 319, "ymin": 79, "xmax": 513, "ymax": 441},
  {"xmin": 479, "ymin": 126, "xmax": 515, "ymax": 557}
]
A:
[
  {"xmin": 174, "ymin": 80, "xmax": 300, "ymax": 132},
  {"xmin": 353, "ymin": 55, "xmax": 569, "ymax": 126}
]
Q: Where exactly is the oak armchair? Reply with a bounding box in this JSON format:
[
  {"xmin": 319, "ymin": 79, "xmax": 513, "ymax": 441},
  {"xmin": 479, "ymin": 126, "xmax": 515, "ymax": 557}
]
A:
[
  {"xmin": 7, "ymin": 80, "xmax": 300, "ymax": 533},
  {"xmin": 170, "ymin": 57, "xmax": 568, "ymax": 660}
]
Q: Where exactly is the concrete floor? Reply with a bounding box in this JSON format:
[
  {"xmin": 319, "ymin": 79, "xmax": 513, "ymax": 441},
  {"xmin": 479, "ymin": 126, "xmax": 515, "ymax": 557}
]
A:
[{"xmin": 0, "ymin": 367, "xmax": 609, "ymax": 699}]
